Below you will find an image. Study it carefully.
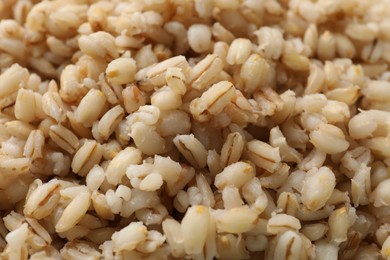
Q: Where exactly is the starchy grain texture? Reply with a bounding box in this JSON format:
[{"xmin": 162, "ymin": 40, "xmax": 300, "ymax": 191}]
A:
[{"xmin": 2, "ymin": 0, "xmax": 390, "ymax": 259}]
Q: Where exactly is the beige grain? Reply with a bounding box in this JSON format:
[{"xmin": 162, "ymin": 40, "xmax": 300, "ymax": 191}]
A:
[
  {"xmin": 309, "ymin": 124, "xmax": 350, "ymax": 154},
  {"xmin": 71, "ymin": 140, "xmax": 103, "ymax": 177},
  {"xmin": 214, "ymin": 161, "xmax": 255, "ymax": 190},
  {"xmin": 1, "ymin": 0, "xmax": 390, "ymax": 258},
  {"xmin": 73, "ymin": 88, "xmax": 107, "ymax": 127},
  {"xmin": 187, "ymin": 24, "xmax": 211, "ymax": 53},
  {"xmin": 49, "ymin": 124, "xmax": 79, "ymax": 154},
  {"xmin": 55, "ymin": 190, "xmax": 91, "ymax": 233},
  {"xmin": 173, "ymin": 134, "xmax": 207, "ymax": 169},
  {"xmin": 106, "ymin": 57, "xmax": 137, "ymax": 85},
  {"xmin": 247, "ymin": 139, "xmax": 281, "ymax": 173},
  {"xmin": 301, "ymin": 167, "xmax": 336, "ymax": 211},
  {"xmin": 181, "ymin": 205, "xmax": 210, "ymax": 255},
  {"xmin": 106, "ymin": 147, "xmax": 142, "ymax": 185},
  {"xmin": 188, "ymin": 54, "xmax": 223, "ymax": 91}
]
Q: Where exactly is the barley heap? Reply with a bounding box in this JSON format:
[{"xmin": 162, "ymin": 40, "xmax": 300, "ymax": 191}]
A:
[{"xmin": 0, "ymin": 0, "xmax": 390, "ymax": 259}]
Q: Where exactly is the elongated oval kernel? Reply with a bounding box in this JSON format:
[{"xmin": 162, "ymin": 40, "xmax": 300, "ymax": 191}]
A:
[
  {"xmin": 348, "ymin": 112, "xmax": 377, "ymax": 139},
  {"xmin": 328, "ymin": 206, "xmax": 349, "ymax": 244},
  {"xmin": 188, "ymin": 24, "xmax": 211, "ymax": 53},
  {"xmin": 139, "ymin": 173, "xmax": 163, "ymax": 191},
  {"xmin": 162, "ymin": 219, "xmax": 185, "ymax": 257},
  {"xmin": 246, "ymin": 139, "xmax": 281, "ymax": 172},
  {"xmin": 24, "ymin": 179, "xmax": 60, "ymax": 219},
  {"xmin": 181, "ymin": 205, "xmax": 210, "ymax": 255},
  {"xmin": 214, "ymin": 161, "xmax": 255, "ymax": 190},
  {"xmin": 216, "ymin": 207, "xmax": 258, "ymax": 233},
  {"xmin": 335, "ymin": 34, "xmax": 356, "ymax": 58},
  {"xmin": 74, "ymin": 89, "xmax": 107, "ymax": 127},
  {"xmin": 301, "ymin": 167, "xmax": 336, "ymax": 211},
  {"xmin": 0, "ymin": 157, "xmax": 31, "ymax": 175},
  {"xmin": 86, "ymin": 165, "xmax": 105, "ymax": 191},
  {"xmin": 202, "ymin": 81, "xmax": 235, "ymax": 115},
  {"xmin": 267, "ymin": 214, "xmax": 301, "ymax": 234},
  {"xmin": 49, "ymin": 124, "xmax": 79, "ymax": 154},
  {"xmin": 363, "ymin": 137, "xmax": 390, "ymax": 158},
  {"xmin": 240, "ymin": 53, "xmax": 270, "ymax": 94},
  {"xmin": 23, "ymin": 129, "xmax": 45, "ymax": 159},
  {"xmin": 60, "ymin": 185, "xmax": 89, "ymax": 200},
  {"xmin": 78, "ymin": 31, "xmax": 118, "ymax": 60},
  {"xmin": 362, "ymin": 80, "xmax": 390, "ymax": 102},
  {"xmin": 370, "ymin": 179, "xmax": 390, "ymax": 207},
  {"xmin": 55, "ymin": 190, "xmax": 91, "ymax": 233},
  {"xmin": 226, "ymin": 38, "xmax": 252, "ymax": 65},
  {"xmin": 188, "ymin": 54, "xmax": 223, "ymax": 90},
  {"xmin": 345, "ymin": 23, "xmax": 378, "ymax": 42},
  {"xmin": 15, "ymin": 88, "xmax": 36, "ymax": 123},
  {"xmin": 317, "ymin": 31, "xmax": 336, "ymax": 60},
  {"xmin": 166, "ymin": 67, "xmax": 187, "ymax": 95},
  {"xmin": 381, "ymin": 236, "xmax": 390, "ymax": 258},
  {"xmin": 97, "ymin": 105, "xmax": 124, "ymax": 141},
  {"xmin": 309, "ymin": 124, "xmax": 349, "ymax": 154},
  {"xmin": 220, "ymin": 132, "xmax": 245, "ymax": 167},
  {"xmin": 304, "ymin": 24, "xmax": 318, "ymax": 55},
  {"xmin": 42, "ymin": 91, "xmax": 67, "ymax": 123},
  {"xmin": 282, "ymin": 53, "xmax": 310, "ymax": 71},
  {"xmin": 122, "ymin": 85, "xmax": 146, "ymax": 114},
  {"xmin": 305, "ymin": 63, "xmax": 325, "ymax": 94},
  {"xmin": 106, "ymin": 57, "xmax": 137, "ymax": 85},
  {"xmin": 106, "ymin": 147, "xmax": 142, "ymax": 185},
  {"xmin": 71, "ymin": 140, "xmax": 103, "ymax": 177},
  {"xmin": 173, "ymin": 134, "xmax": 207, "ymax": 169},
  {"xmin": 326, "ymin": 85, "xmax": 360, "ymax": 105},
  {"xmin": 274, "ymin": 231, "xmax": 302, "ymax": 260}
]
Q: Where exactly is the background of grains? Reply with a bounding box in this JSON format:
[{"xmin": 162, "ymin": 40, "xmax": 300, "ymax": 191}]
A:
[{"xmin": 1, "ymin": 0, "xmax": 390, "ymax": 259}]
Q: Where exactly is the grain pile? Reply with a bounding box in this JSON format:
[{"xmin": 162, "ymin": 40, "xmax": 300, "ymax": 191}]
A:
[{"xmin": 1, "ymin": 0, "xmax": 390, "ymax": 259}]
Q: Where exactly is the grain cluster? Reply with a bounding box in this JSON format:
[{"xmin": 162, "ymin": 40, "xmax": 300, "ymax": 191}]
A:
[{"xmin": 0, "ymin": 0, "xmax": 390, "ymax": 259}]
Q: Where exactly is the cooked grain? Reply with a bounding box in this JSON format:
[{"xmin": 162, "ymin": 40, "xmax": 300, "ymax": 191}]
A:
[{"xmin": 1, "ymin": 0, "xmax": 390, "ymax": 258}]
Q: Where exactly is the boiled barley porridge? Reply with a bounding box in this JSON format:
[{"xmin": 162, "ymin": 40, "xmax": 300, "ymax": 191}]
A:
[{"xmin": 0, "ymin": 0, "xmax": 390, "ymax": 259}]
